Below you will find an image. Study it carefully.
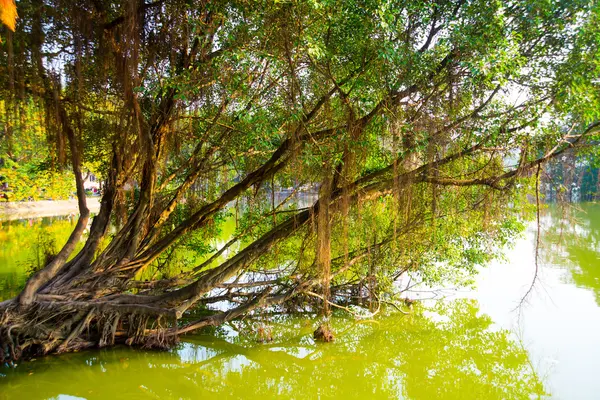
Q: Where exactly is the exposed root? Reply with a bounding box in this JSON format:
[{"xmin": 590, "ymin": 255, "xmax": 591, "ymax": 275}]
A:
[
  {"xmin": 313, "ymin": 323, "xmax": 335, "ymax": 342},
  {"xmin": 98, "ymin": 312, "xmax": 120, "ymax": 348},
  {"xmin": 0, "ymin": 301, "xmax": 177, "ymax": 363},
  {"xmin": 56, "ymin": 309, "xmax": 96, "ymax": 353}
]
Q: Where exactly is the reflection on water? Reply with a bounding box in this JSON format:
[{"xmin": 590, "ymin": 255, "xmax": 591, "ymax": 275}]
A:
[
  {"xmin": 0, "ymin": 301, "xmax": 544, "ymax": 400},
  {"xmin": 470, "ymin": 203, "xmax": 600, "ymax": 400},
  {"xmin": 542, "ymin": 205, "xmax": 600, "ymax": 304},
  {"xmin": 0, "ymin": 216, "xmax": 80, "ymax": 301},
  {"xmin": 0, "ymin": 214, "xmax": 238, "ymax": 302},
  {"xmin": 3, "ymin": 205, "xmax": 600, "ymax": 399}
]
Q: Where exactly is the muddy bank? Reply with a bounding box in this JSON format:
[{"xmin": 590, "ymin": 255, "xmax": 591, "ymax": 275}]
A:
[{"xmin": 0, "ymin": 198, "xmax": 101, "ymax": 221}]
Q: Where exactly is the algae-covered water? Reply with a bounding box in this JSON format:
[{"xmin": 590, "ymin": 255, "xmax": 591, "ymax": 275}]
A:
[{"xmin": 2, "ymin": 205, "xmax": 600, "ymax": 399}]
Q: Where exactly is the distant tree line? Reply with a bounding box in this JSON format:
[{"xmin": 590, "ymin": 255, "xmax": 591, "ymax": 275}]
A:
[{"xmin": 542, "ymin": 147, "xmax": 600, "ymax": 203}]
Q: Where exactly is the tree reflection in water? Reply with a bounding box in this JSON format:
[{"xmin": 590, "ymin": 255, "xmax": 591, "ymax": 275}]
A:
[
  {"xmin": 1, "ymin": 299, "xmax": 545, "ymax": 400},
  {"xmin": 542, "ymin": 204, "xmax": 600, "ymax": 305}
]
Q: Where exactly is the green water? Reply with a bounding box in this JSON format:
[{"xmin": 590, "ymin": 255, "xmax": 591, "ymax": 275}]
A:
[
  {"xmin": 0, "ymin": 216, "xmax": 82, "ymax": 301},
  {"xmin": 2, "ymin": 205, "xmax": 600, "ymax": 399},
  {"xmin": 0, "ymin": 302, "xmax": 543, "ymax": 400}
]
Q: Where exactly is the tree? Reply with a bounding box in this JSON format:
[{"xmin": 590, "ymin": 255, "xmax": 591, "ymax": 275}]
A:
[
  {"xmin": 541, "ymin": 147, "xmax": 600, "ymax": 202},
  {"xmin": 0, "ymin": 0, "xmax": 598, "ymax": 361}
]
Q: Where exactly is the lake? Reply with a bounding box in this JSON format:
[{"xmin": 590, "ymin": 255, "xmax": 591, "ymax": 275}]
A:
[{"xmin": 1, "ymin": 204, "xmax": 600, "ymax": 399}]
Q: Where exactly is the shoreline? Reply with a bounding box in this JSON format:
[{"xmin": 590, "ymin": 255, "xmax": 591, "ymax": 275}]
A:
[{"xmin": 0, "ymin": 198, "xmax": 101, "ymax": 221}]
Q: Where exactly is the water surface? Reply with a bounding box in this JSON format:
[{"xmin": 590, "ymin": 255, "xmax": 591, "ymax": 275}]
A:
[{"xmin": 1, "ymin": 205, "xmax": 600, "ymax": 399}]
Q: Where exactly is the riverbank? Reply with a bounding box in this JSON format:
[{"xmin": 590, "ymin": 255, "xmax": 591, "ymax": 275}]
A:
[{"xmin": 0, "ymin": 198, "xmax": 101, "ymax": 221}]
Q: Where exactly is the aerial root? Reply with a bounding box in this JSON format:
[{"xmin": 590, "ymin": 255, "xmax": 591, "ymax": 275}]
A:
[
  {"xmin": 99, "ymin": 312, "xmax": 120, "ymax": 348},
  {"xmin": 56, "ymin": 309, "xmax": 96, "ymax": 353},
  {"xmin": 143, "ymin": 316, "xmax": 177, "ymax": 349},
  {"xmin": 0, "ymin": 301, "xmax": 180, "ymax": 362}
]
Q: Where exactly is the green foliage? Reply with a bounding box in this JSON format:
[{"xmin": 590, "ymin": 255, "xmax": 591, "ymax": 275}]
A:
[
  {"xmin": 0, "ymin": 99, "xmax": 76, "ymax": 201},
  {"xmin": 0, "ymin": 158, "xmax": 75, "ymax": 201}
]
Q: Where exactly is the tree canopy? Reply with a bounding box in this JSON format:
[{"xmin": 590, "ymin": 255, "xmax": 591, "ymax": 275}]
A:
[{"xmin": 0, "ymin": 0, "xmax": 599, "ymax": 361}]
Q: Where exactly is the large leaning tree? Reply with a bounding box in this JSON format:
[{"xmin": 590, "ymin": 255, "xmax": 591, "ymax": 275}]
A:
[{"xmin": 0, "ymin": 0, "xmax": 599, "ymax": 361}]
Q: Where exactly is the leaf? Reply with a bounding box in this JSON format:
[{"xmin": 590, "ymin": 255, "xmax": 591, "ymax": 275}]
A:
[{"xmin": 0, "ymin": 0, "xmax": 17, "ymax": 31}]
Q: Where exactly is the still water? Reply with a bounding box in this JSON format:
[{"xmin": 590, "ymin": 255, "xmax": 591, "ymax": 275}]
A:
[{"xmin": 1, "ymin": 205, "xmax": 600, "ymax": 399}]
